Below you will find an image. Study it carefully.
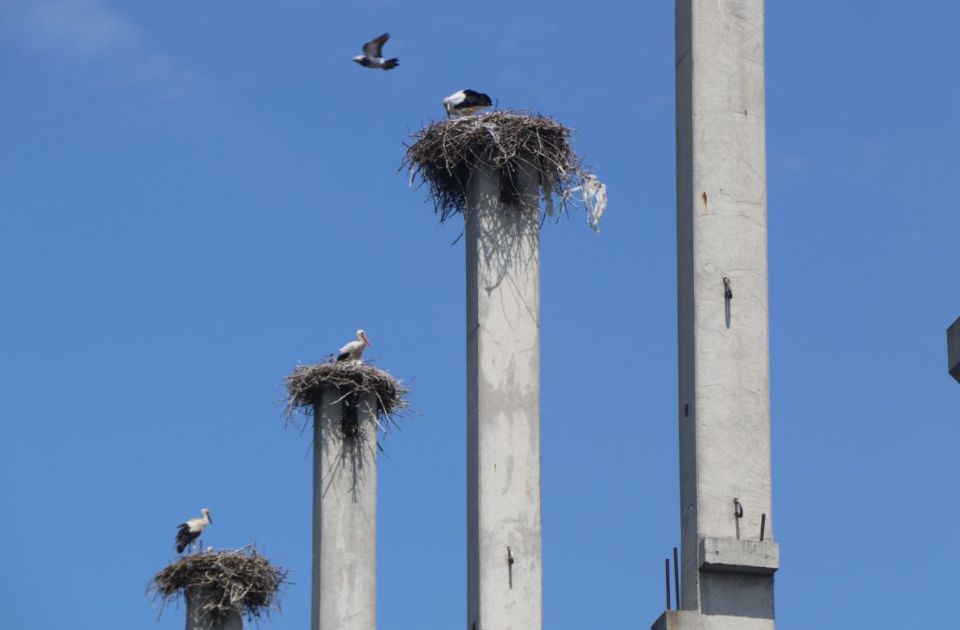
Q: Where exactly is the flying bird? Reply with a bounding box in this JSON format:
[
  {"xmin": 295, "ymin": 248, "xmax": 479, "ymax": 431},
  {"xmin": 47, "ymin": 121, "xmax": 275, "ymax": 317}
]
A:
[
  {"xmin": 353, "ymin": 33, "xmax": 399, "ymax": 71},
  {"xmin": 443, "ymin": 89, "xmax": 493, "ymax": 117},
  {"xmin": 337, "ymin": 329, "xmax": 371, "ymax": 362},
  {"xmin": 175, "ymin": 508, "xmax": 212, "ymax": 554}
]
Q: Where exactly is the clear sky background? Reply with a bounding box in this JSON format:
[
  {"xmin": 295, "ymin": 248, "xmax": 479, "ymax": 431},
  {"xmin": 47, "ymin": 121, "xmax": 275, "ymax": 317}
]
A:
[{"xmin": 1, "ymin": 1, "xmax": 957, "ymax": 628}]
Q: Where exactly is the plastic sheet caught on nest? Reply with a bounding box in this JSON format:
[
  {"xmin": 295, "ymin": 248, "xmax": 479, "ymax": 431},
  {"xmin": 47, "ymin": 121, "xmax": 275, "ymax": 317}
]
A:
[
  {"xmin": 284, "ymin": 361, "xmax": 408, "ymax": 428},
  {"xmin": 151, "ymin": 547, "xmax": 288, "ymax": 626},
  {"xmin": 402, "ymin": 111, "xmax": 607, "ymax": 232}
]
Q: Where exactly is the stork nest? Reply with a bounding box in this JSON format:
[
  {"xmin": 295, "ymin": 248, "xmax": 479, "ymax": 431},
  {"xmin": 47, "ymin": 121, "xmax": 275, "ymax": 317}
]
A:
[
  {"xmin": 284, "ymin": 360, "xmax": 408, "ymax": 429},
  {"xmin": 403, "ymin": 111, "xmax": 604, "ymax": 228},
  {"xmin": 151, "ymin": 548, "xmax": 288, "ymax": 626}
]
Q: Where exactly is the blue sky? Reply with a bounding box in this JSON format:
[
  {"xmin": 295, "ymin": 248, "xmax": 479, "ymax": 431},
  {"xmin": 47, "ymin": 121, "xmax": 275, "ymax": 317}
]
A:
[{"xmin": 0, "ymin": 1, "xmax": 957, "ymax": 628}]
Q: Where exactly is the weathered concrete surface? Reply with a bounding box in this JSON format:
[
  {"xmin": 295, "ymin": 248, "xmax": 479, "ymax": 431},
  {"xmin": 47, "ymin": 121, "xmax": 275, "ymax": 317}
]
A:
[
  {"xmin": 948, "ymin": 317, "xmax": 960, "ymax": 383},
  {"xmin": 652, "ymin": 610, "xmax": 774, "ymax": 630},
  {"xmin": 185, "ymin": 587, "xmax": 243, "ymax": 630},
  {"xmin": 672, "ymin": 0, "xmax": 777, "ymax": 622},
  {"xmin": 466, "ymin": 161, "xmax": 542, "ymax": 630},
  {"xmin": 312, "ymin": 388, "xmax": 378, "ymax": 630},
  {"xmin": 699, "ymin": 537, "xmax": 779, "ymax": 574}
]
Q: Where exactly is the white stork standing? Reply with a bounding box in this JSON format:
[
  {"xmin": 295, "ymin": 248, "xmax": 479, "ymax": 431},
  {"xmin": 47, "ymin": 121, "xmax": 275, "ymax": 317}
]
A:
[
  {"xmin": 175, "ymin": 508, "xmax": 212, "ymax": 554},
  {"xmin": 443, "ymin": 89, "xmax": 493, "ymax": 117},
  {"xmin": 337, "ymin": 329, "xmax": 371, "ymax": 362}
]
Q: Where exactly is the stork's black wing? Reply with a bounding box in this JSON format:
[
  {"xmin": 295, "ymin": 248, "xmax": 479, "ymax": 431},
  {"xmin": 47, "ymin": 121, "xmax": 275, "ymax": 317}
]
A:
[
  {"xmin": 461, "ymin": 90, "xmax": 492, "ymax": 107},
  {"xmin": 175, "ymin": 523, "xmax": 200, "ymax": 553}
]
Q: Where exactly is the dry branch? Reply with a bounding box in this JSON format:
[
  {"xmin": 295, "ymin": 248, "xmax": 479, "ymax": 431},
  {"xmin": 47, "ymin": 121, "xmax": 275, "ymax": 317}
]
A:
[{"xmin": 152, "ymin": 547, "xmax": 288, "ymax": 626}]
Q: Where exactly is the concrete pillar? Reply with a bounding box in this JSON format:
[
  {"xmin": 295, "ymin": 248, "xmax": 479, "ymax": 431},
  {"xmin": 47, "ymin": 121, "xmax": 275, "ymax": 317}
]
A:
[
  {"xmin": 466, "ymin": 160, "xmax": 542, "ymax": 630},
  {"xmin": 312, "ymin": 387, "xmax": 378, "ymax": 630},
  {"xmin": 948, "ymin": 317, "xmax": 960, "ymax": 383},
  {"xmin": 661, "ymin": 0, "xmax": 779, "ymax": 627},
  {"xmin": 185, "ymin": 587, "xmax": 242, "ymax": 630},
  {"xmin": 652, "ymin": 610, "xmax": 774, "ymax": 630}
]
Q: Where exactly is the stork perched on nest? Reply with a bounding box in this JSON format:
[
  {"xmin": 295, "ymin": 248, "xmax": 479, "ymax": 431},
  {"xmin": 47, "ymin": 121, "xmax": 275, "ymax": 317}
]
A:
[
  {"xmin": 337, "ymin": 329, "xmax": 371, "ymax": 362},
  {"xmin": 443, "ymin": 89, "xmax": 493, "ymax": 117},
  {"xmin": 176, "ymin": 508, "xmax": 212, "ymax": 554}
]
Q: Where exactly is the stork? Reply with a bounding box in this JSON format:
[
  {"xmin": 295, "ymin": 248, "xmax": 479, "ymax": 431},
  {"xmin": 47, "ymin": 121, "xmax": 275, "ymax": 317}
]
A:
[
  {"xmin": 443, "ymin": 89, "xmax": 493, "ymax": 117},
  {"xmin": 175, "ymin": 508, "xmax": 212, "ymax": 554},
  {"xmin": 353, "ymin": 33, "xmax": 399, "ymax": 71},
  {"xmin": 337, "ymin": 329, "xmax": 371, "ymax": 362}
]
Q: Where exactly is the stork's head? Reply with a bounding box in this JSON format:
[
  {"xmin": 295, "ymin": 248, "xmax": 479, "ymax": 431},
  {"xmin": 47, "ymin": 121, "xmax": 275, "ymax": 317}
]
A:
[
  {"xmin": 357, "ymin": 329, "xmax": 371, "ymax": 346},
  {"xmin": 201, "ymin": 508, "xmax": 212, "ymax": 523},
  {"xmin": 442, "ymin": 96, "xmax": 455, "ymax": 117},
  {"xmin": 352, "ymin": 55, "xmax": 365, "ymax": 65}
]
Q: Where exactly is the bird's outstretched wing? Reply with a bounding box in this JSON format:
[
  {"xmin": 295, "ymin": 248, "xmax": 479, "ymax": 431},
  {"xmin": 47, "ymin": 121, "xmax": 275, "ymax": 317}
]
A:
[{"xmin": 363, "ymin": 33, "xmax": 390, "ymax": 58}]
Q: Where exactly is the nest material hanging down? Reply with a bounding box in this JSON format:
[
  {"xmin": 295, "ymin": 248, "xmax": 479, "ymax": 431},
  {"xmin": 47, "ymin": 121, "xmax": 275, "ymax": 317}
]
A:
[
  {"xmin": 284, "ymin": 360, "xmax": 408, "ymax": 428},
  {"xmin": 402, "ymin": 111, "xmax": 607, "ymax": 231},
  {"xmin": 152, "ymin": 547, "xmax": 288, "ymax": 626}
]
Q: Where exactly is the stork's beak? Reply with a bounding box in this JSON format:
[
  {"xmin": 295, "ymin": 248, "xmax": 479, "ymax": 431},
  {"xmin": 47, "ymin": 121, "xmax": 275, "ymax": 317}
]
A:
[
  {"xmin": 207, "ymin": 513, "xmax": 213, "ymax": 523},
  {"xmin": 362, "ymin": 333, "xmax": 371, "ymax": 346}
]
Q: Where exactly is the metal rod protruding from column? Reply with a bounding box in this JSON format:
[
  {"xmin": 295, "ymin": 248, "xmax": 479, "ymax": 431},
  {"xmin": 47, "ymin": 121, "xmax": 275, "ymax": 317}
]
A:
[
  {"xmin": 665, "ymin": 558, "xmax": 672, "ymax": 610},
  {"xmin": 673, "ymin": 546, "xmax": 680, "ymax": 609}
]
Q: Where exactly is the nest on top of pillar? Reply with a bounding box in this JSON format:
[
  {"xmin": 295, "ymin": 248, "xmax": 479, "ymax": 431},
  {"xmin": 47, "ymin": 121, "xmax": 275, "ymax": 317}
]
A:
[
  {"xmin": 284, "ymin": 360, "xmax": 408, "ymax": 438},
  {"xmin": 151, "ymin": 547, "xmax": 288, "ymax": 627},
  {"xmin": 403, "ymin": 111, "xmax": 607, "ymax": 232}
]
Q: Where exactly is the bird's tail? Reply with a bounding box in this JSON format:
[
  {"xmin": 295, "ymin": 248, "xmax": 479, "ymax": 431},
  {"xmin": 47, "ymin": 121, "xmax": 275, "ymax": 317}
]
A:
[{"xmin": 383, "ymin": 58, "xmax": 399, "ymax": 70}]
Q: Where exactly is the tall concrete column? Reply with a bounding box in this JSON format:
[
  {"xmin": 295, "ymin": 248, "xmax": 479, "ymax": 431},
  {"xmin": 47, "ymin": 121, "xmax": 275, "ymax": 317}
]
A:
[
  {"xmin": 654, "ymin": 1, "xmax": 779, "ymax": 628},
  {"xmin": 312, "ymin": 388, "xmax": 378, "ymax": 630},
  {"xmin": 185, "ymin": 588, "xmax": 242, "ymax": 630},
  {"xmin": 466, "ymin": 161, "xmax": 542, "ymax": 630}
]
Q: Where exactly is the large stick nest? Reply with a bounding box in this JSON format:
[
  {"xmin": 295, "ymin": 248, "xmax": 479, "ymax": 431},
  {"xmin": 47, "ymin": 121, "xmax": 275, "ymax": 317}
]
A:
[
  {"xmin": 285, "ymin": 361, "xmax": 408, "ymax": 427},
  {"xmin": 151, "ymin": 547, "xmax": 288, "ymax": 626},
  {"xmin": 402, "ymin": 111, "xmax": 606, "ymax": 231}
]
